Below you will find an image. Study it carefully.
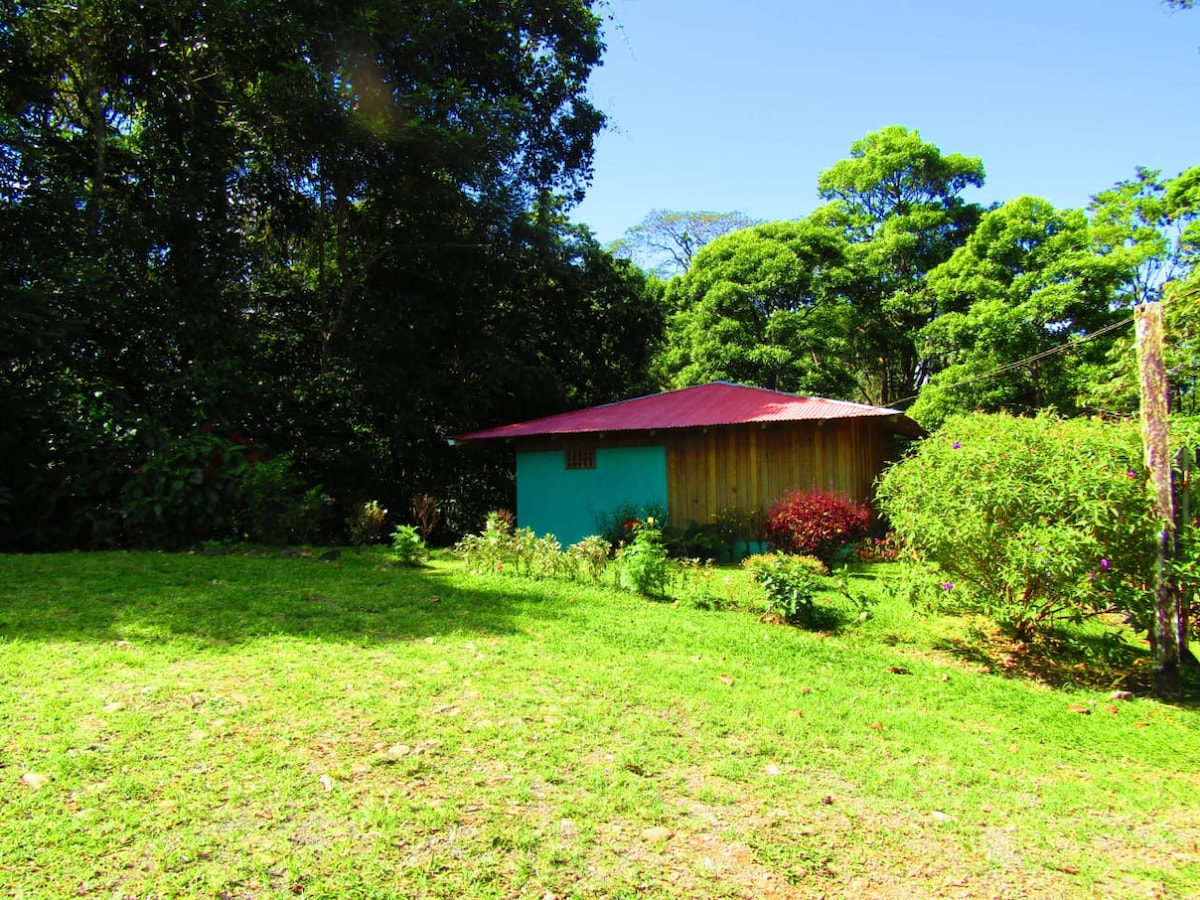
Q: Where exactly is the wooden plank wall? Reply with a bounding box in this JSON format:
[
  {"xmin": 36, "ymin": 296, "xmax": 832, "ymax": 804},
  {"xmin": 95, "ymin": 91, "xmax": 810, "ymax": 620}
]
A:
[{"xmin": 665, "ymin": 421, "xmax": 892, "ymax": 530}]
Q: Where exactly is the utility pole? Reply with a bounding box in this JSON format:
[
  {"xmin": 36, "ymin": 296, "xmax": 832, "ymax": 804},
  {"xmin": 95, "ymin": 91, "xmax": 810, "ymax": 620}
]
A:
[{"xmin": 1135, "ymin": 302, "xmax": 1182, "ymax": 698}]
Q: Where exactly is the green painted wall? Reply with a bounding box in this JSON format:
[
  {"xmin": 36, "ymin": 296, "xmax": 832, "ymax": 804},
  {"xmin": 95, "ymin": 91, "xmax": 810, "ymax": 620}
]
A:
[{"xmin": 515, "ymin": 445, "xmax": 667, "ymax": 546}]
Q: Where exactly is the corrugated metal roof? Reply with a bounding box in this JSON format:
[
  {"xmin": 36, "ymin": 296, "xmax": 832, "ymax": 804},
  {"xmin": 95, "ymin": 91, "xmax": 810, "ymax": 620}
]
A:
[{"xmin": 454, "ymin": 382, "xmax": 921, "ymax": 441}]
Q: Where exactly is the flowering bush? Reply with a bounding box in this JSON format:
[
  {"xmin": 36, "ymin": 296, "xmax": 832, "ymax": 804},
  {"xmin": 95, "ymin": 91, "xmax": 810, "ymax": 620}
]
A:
[
  {"xmin": 875, "ymin": 412, "xmax": 1158, "ymax": 639},
  {"xmin": 595, "ymin": 501, "xmax": 666, "ymax": 549},
  {"xmin": 763, "ymin": 488, "xmax": 870, "ymax": 566}
]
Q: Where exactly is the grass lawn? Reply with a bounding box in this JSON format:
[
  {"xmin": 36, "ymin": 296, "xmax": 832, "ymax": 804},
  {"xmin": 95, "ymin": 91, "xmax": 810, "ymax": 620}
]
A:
[{"xmin": 1, "ymin": 549, "xmax": 1198, "ymax": 899}]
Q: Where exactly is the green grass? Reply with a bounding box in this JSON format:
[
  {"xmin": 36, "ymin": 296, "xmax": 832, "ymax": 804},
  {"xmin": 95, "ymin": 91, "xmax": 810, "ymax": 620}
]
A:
[{"xmin": 1, "ymin": 549, "xmax": 1198, "ymax": 899}]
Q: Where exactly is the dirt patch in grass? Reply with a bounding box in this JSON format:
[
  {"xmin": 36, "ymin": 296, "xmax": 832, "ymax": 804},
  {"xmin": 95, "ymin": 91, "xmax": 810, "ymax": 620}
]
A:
[{"xmin": 574, "ymin": 765, "xmax": 1090, "ymax": 900}]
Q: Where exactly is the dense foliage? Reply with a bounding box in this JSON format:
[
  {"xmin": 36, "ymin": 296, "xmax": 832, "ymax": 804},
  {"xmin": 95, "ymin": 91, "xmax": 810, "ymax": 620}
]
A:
[
  {"xmin": 656, "ymin": 221, "xmax": 855, "ymax": 395},
  {"xmin": 652, "ymin": 128, "xmax": 1200, "ymax": 425},
  {"xmin": 2, "ymin": 0, "xmax": 1199, "ymax": 558},
  {"xmin": 875, "ymin": 412, "xmax": 1173, "ymax": 639},
  {"xmin": 0, "ymin": 0, "xmax": 663, "ymax": 550},
  {"xmin": 762, "ymin": 488, "xmax": 871, "ymax": 566},
  {"xmin": 741, "ymin": 552, "xmax": 833, "ymax": 629}
]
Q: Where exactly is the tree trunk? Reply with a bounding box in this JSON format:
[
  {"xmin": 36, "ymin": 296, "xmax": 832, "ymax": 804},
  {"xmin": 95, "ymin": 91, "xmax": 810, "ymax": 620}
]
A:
[{"xmin": 1136, "ymin": 302, "xmax": 1183, "ymax": 698}]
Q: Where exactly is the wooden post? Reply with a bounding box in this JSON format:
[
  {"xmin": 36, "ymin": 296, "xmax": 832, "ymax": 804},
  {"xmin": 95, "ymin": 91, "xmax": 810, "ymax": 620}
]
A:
[
  {"xmin": 1175, "ymin": 446, "xmax": 1193, "ymax": 664},
  {"xmin": 1135, "ymin": 302, "xmax": 1182, "ymax": 698}
]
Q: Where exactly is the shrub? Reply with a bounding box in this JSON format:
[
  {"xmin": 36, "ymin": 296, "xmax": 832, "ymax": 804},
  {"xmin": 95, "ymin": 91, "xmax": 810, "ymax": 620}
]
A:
[
  {"xmin": 347, "ymin": 500, "xmax": 388, "ymax": 549},
  {"xmin": 568, "ymin": 535, "xmax": 613, "ymax": 584},
  {"xmin": 596, "ymin": 500, "xmax": 667, "ymax": 549},
  {"xmin": 454, "ymin": 510, "xmax": 514, "ymax": 573},
  {"xmin": 742, "ymin": 552, "xmax": 834, "ymax": 629},
  {"xmin": 121, "ymin": 432, "xmax": 248, "ymax": 548},
  {"xmin": 763, "ymin": 488, "xmax": 870, "ymax": 566},
  {"xmin": 454, "ymin": 511, "xmax": 575, "ymax": 581},
  {"xmin": 617, "ymin": 517, "xmax": 668, "ymax": 597},
  {"xmin": 238, "ymin": 454, "xmax": 327, "ymax": 545},
  {"xmin": 530, "ymin": 532, "xmax": 566, "ymax": 579},
  {"xmin": 390, "ymin": 524, "xmax": 428, "ymax": 566},
  {"xmin": 875, "ymin": 412, "xmax": 1158, "ymax": 640},
  {"xmin": 410, "ymin": 494, "xmax": 442, "ymax": 544}
]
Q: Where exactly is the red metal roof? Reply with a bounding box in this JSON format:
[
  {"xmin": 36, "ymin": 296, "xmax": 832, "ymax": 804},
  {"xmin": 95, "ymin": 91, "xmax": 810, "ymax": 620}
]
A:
[{"xmin": 454, "ymin": 382, "xmax": 921, "ymax": 441}]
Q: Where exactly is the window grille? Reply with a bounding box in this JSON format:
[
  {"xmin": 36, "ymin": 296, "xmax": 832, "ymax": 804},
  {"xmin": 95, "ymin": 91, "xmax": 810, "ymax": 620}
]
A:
[{"xmin": 565, "ymin": 448, "xmax": 596, "ymax": 470}]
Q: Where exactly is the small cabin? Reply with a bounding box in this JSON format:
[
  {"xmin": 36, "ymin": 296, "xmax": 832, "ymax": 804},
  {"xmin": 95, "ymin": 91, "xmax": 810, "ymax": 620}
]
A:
[{"xmin": 453, "ymin": 382, "xmax": 922, "ymax": 548}]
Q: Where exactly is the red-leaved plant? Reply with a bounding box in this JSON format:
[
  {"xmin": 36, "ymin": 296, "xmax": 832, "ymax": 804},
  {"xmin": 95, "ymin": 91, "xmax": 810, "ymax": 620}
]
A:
[{"xmin": 763, "ymin": 488, "xmax": 870, "ymax": 566}]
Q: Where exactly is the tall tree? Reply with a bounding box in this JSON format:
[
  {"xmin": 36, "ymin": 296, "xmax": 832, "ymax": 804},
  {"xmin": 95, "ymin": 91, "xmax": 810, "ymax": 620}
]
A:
[
  {"xmin": 655, "ymin": 220, "xmax": 854, "ymax": 395},
  {"xmin": 610, "ymin": 209, "xmax": 762, "ymax": 277},
  {"xmin": 1089, "ymin": 167, "xmax": 1199, "ymax": 307},
  {"xmin": 910, "ymin": 196, "xmax": 1125, "ymax": 429},
  {"xmin": 1084, "ymin": 166, "xmax": 1200, "ymax": 415},
  {"xmin": 0, "ymin": 0, "xmax": 642, "ymax": 548},
  {"xmin": 813, "ymin": 125, "xmax": 986, "ymax": 406}
]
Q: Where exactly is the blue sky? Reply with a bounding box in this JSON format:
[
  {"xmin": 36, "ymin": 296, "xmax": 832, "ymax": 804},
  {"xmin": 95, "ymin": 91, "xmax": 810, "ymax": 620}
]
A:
[{"xmin": 570, "ymin": 0, "xmax": 1200, "ymax": 246}]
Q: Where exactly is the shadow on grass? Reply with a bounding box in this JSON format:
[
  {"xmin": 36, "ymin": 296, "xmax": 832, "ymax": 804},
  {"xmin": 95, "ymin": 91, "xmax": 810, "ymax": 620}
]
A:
[
  {"xmin": 0, "ymin": 549, "xmax": 588, "ymax": 647},
  {"xmin": 933, "ymin": 620, "xmax": 1165, "ymax": 694}
]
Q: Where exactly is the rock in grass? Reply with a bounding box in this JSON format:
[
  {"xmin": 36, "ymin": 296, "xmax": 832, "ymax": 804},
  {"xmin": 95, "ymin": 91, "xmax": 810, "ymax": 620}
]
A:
[
  {"xmin": 21, "ymin": 772, "xmax": 50, "ymax": 790},
  {"xmin": 641, "ymin": 826, "xmax": 674, "ymax": 843}
]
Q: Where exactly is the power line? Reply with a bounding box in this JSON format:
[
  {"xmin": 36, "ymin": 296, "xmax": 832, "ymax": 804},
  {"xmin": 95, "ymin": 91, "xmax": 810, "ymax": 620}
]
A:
[{"xmin": 890, "ymin": 291, "xmax": 1198, "ymax": 409}]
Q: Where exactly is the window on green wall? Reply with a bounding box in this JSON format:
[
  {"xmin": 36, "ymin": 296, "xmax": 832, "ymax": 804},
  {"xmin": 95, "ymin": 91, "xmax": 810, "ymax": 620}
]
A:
[{"xmin": 565, "ymin": 448, "xmax": 596, "ymax": 470}]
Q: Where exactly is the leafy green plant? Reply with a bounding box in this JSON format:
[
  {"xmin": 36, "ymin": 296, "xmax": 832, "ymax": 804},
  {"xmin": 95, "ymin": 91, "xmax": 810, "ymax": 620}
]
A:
[
  {"xmin": 568, "ymin": 535, "xmax": 613, "ymax": 584},
  {"xmin": 666, "ymin": 522, "xmax": 718, "ymax": 559},
  {"xmin": 390, "ymin": 524, "xmax": 428, "ymax": 566},
  {"xmin": 596, "ymin": 501, "xmax": 667, "ymax": 548},
  {"xmin": 876, "ymin": 412, "xmax": 1159, "ymax": 640},
  {"xmin": 238, "ymin": 454, "xmax": 327, "ymax": 545},
  {"xmin": 121, "ymin": 432, "xmax": 248, "ymax": 548},
  {"xmin": 617, "ymin": 517, "xmax": 668, "ymax": 597},
  {"xmin": 742, "ymin": 552, "xmax": 834, "ymax": 628},
  {"xmin": 347, "ymin": 500, "xmax": 388, "ymax": 549},
  {"xmin": 454, "ymin": 511, "xmax": 575, "ymax": 581},
  {"xmin": 531, "ymin": 532, "xmax": 567, "ymax": 578},
  {"xmin": 763, "ymin": 488, "xmax": 870, "ymax": 567},
  {"xmin": 455, "ymin": 510, "xmax": 515, "ymax": 573}
]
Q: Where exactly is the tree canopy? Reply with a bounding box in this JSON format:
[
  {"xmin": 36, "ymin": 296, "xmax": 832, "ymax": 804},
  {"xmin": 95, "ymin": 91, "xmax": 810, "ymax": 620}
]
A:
[
  {"xmin": 811, "ymin": 125, "xmax": 987, "ymax": 407},
  {"xmin": 648, "ymin": 125, "xmax": 1199, "ymax": 434},
  {"xmin": 609, "ymin": 209, "xmax": 763, "ymax": 277},
  {"xmin": 0, "ymin": 0, "xmax": 661, "ymax": 549},
  {"xmin": 3, "ymin": 0, "xmax": 1199, "ymax": 554},
  {"xmin": 656, "ymin": 221, "xmax": 853, "ymax": 395}
]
